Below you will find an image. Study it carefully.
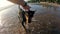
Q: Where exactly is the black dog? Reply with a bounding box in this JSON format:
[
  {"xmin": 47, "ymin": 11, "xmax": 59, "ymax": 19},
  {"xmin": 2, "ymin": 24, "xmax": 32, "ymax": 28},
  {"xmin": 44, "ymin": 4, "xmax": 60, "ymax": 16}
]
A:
[
  {"xmin": 18, "ymin": 8, "xmax": 35, "ymax": 30},
  {"xmin": 22, "ymin": 10, "xmax": 35, "ymax": 29},
  {"xmin": 27, "ymin": 10, "xmax": 35, "ymax": 23}
]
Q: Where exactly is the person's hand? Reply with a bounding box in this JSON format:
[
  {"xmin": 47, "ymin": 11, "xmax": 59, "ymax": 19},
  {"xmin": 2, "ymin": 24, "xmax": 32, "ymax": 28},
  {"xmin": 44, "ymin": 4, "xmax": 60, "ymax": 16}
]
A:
[{"xmin": 23, "ymin": 5, "xmax": 31, "ymax": 11}]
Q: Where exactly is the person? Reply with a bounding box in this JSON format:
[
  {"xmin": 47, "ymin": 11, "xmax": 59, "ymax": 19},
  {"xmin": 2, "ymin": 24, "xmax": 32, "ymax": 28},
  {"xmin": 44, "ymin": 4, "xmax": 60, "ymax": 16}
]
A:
[
  {"xmin": 8, "ymin": 0, "xmax": 30, "ymax": 11},
  {"xmin": 8, "ymin": 0, "xmax": 35, "ymax": 30}
]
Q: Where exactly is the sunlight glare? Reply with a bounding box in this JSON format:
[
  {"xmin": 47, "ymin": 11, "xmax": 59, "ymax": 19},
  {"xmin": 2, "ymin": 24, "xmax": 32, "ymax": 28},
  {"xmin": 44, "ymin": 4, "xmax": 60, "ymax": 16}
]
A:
[
  {"xmin": 0, "ymin": 14, "xmax": 2, "ymax": 26},
  {"xmin": 0, "ymin": 0, "xmax": 14, "ymax": 8}
]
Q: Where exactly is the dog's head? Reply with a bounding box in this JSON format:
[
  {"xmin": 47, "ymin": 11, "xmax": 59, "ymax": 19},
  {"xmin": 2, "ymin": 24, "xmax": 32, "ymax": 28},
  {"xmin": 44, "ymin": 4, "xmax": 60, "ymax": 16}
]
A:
[
  {"xmin": 24, "ymin": 10, "xmax": 35, "ymax": 23},
  {"xmin": 26, "ymin": 10, "xmax": 35, "ymax": 23},
  {"xmin": 28, "ymin": 11, "xmax": 35, "ymax": 17}
]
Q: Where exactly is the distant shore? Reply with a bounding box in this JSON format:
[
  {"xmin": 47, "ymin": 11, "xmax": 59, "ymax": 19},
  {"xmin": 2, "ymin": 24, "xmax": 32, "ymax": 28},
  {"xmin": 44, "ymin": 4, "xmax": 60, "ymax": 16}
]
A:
[{"xmin": 40, "ymin": 2, "xmax": 60, "ymax": 7}]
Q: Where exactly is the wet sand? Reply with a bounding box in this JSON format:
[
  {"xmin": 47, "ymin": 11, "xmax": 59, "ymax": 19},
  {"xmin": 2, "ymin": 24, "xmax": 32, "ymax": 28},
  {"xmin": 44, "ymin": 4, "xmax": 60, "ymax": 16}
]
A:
[{"xmin": 0, "ymin": 4, "xmax": 60, "ymax": 34}]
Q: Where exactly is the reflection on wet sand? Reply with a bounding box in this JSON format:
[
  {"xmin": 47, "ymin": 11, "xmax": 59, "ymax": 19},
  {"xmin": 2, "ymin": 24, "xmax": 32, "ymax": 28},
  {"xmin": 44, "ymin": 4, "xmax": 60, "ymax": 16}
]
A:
[
  {"xmin": 0, "ymin": 4, "xmax": 60, "ymax": 34},
  {"xmin": 28, "ymin": 4, "xmax": 60, "ymax": 34}
]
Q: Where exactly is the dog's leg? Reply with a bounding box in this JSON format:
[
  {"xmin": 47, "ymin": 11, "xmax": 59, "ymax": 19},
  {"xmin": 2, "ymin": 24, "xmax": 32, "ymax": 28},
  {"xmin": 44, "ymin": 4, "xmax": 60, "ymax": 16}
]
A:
[{"xmin": 25, "ymin": 14, "xmax": 29, "ymax": 29}]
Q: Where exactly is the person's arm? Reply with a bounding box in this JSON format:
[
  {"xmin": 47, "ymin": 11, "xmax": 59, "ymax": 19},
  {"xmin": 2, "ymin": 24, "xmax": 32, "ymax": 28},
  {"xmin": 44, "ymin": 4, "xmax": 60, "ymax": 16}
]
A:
[
  {"xmin": 8, "ymin": 0, "xmax": 30, "ymax": 10},
  {"xmin": 8, "ymin": 0, "xmax": 25, "ymax": 6}
]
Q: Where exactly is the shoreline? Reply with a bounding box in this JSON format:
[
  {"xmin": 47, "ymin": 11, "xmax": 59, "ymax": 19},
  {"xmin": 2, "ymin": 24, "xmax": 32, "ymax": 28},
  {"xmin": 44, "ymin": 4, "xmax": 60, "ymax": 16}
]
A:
[{"xmin": 40, "ymin": 2, "xmax": 60, "ymax": 7}]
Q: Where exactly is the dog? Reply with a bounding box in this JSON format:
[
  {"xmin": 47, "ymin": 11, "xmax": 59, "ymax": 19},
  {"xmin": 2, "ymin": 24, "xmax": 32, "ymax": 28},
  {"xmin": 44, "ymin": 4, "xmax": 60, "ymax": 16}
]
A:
[
  {"xmin": 18, "ymin": 5, "xmax": 35, "ymax": 31},
  {"xmin": 18, "ymin": 9, "xmax": 35, "ymax": 30}
]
